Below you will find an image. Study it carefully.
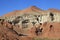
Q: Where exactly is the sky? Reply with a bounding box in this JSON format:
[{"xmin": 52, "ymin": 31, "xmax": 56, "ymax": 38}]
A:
[{"xmin": 0, "ymin": 0, "xmax": 60, "ymax": 16}]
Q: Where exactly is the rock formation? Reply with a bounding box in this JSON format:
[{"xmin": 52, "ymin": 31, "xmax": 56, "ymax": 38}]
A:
[{"xmin": 0, "ymin": 6, "xmax": 60, "ymax": 40}]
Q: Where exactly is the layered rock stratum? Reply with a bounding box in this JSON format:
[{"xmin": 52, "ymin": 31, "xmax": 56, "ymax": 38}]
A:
[{"xmin": 0, "ymin": 6, "xmax": 60, "ymax": 40}]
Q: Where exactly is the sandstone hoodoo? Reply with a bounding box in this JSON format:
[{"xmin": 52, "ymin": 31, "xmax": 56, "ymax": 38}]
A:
[{"xmin": 0, "ymin": 6, "xmax": 60, "ymax": 40}]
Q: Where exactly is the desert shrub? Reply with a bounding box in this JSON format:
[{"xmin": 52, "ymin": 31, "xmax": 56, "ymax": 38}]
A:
[
  {"xmin": 32, "ymin": 37, "xmax": 42, "ymax": 40},
  {"xmin": 32, "ymin": 37, "xmax": 60, "ymax": 40}
]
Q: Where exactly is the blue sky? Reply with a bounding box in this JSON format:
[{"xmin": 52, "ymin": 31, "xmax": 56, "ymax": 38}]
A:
[{"xmin": 0, "ymin": 0, "xmax": 60, "ymax": 16}]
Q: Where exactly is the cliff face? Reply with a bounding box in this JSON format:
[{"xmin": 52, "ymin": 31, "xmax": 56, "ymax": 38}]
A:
[
  {"xmin": 0, "ymin": 6, "xmax": 60, "ymax": 40},
  {"xmin": 2, "ymin": 6, "xmax": 60, "ymax": 22}
]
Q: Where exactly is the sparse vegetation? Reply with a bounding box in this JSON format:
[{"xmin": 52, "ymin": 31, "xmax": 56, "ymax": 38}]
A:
[{"xmin": 32, "ymin": 37, "xmax": 60, "ymax": 40}]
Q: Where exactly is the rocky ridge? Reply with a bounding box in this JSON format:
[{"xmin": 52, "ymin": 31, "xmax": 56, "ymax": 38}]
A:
[{"xmin": 0, "ymin": 6, "xmax": 60, "ymax": 40}]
